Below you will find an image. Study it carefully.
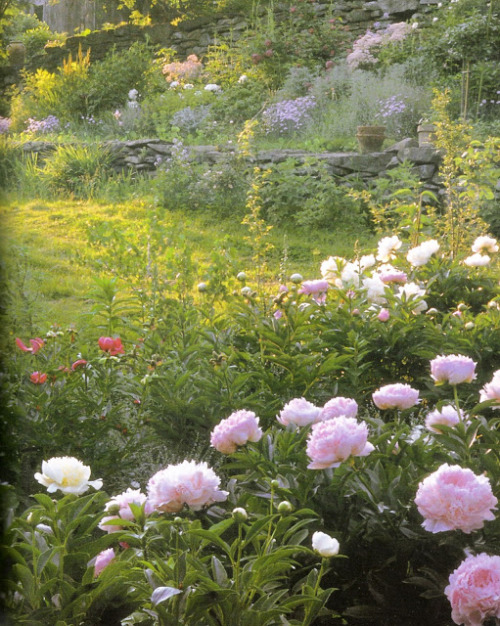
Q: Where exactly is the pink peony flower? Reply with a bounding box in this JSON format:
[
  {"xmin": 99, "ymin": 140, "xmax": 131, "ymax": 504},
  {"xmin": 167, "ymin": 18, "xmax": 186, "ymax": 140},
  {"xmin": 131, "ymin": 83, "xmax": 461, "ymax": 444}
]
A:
[
  {"xmin": 298, "ymin": 279, "xmax": 329, "ymax": 304},
  {"xmin": 306, "ymin": 416, "xmax": 374, "ymax": 469},
  {"xmin": 372, "ymin": 383, "xmax": 419, "ymax": 410},
  {"xmin": 94, "ymin": 548, "xmax": 115, "ymax": 577},
  {"xmin": 210, "ymin": 409, "xmax": 263, "ymax": 454},
  {"xmin": 415, "ymin": 464, "xmax": 497, "ymax": 533},
  {"xmin": 147, "ymin": 460, "xmax": 228, "ymax": 513},
  {"xmin": 16, "ymin": 337, "xmax": 44, "ymax": 353},
  {"xmin": 98, "ymin": 336, "xmax": 125, "ymax": 355},
  {"xmin": 479, "ymin": 370, "xmax": 500, "ymax": 408},
  {"xmin": 379, "ymin": 269, "xmax": 407, "ymax": 284},
  {"xmin": 30, "ymin": 371, "xmax": 47, "ymax": 384},
  {"xmin": 425, "ymin": 405, "xmax": 466, "ymax": 433},
  {"xmin": 377, "ymin": 308, "xmax": 390, "ymax": 322},
  {"xmin": 430, "ymin": 354, "xmax": 477, "ymax": 385},
  {"xmin": 278, "ymin": 397, "xmax": 321, "ymax": 427},
  {"xmin": 445, "ymin": 552, "xmax": 500, "ymax": 626},
  {"xmin": 98, "ymin": 488, "xmax": 147, "ymax": 533},
  {"xmin": 320, "ymin": 397, "xmax": 358, "ymax": 420}
]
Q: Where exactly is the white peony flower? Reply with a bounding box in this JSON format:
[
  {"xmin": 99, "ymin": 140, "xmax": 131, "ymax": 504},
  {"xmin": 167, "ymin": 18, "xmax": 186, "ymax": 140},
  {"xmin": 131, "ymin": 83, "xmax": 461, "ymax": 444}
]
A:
[
  {"xmin": 35, "ymin": 457, "xmax": 103, "ymax": 495},
  {"xmin": 406, "ymin": 239, "xmax": 440, "ymax": 267},
  {"xmin": 397, "ymin": 282, "xmax": 427, "ymax": 312},
  {"xmin": 362, "ymin": 275, "xmax": 387, "ymax": 304},
  {"xmin": 464, "ymin": 253, "xmax": 491, "ymax": 267},
  {"xmin": 204, "ymin": 83, "xmax": 222, "ymax": 92},
  {"xmin": 312, "ymin": 531, "xmax": 340, "ymax": 557},
  {"xmin": 471, "ymin": 236, "xmax": 498, "ymax": 254},
  {"xmin": 320, "ymin": 256, "xmax": 346, "ymax": 284},
  {"xmin": 376, "ymin": 236, "xmax": 402, "ymax": 262}
]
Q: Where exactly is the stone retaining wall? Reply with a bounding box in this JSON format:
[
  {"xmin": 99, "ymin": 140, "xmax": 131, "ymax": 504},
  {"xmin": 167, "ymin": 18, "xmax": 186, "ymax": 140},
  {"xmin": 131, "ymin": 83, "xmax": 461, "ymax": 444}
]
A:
[
  {"xmin": 19, "ymin": 138, "xmax": 443, "ymax": 192},
  {"xmin": 30, "ymin": 0, "xmax": 439, "ymax": 72}
]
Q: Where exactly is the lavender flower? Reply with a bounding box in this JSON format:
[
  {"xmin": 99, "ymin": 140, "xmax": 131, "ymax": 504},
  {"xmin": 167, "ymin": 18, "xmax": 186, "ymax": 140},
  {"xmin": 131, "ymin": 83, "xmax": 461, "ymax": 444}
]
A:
[
  {"xmin": 25, "ymin": 115, "xmax": 60, "ymax": 134},
  {"xmin": 0, "ymin": 117, "xmax": 11, "ymax": 134},
  {"xmin": 262, "ymin": 96, "xmax": 317, "ymax": 136}
]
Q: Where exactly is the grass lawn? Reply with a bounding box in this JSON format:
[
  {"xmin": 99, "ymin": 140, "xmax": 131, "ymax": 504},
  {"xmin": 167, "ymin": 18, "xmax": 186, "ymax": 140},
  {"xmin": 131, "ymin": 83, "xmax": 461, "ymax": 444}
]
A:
[{"xmin": 1, "ymin": 196, "xmax": 375, "ymax": 341}]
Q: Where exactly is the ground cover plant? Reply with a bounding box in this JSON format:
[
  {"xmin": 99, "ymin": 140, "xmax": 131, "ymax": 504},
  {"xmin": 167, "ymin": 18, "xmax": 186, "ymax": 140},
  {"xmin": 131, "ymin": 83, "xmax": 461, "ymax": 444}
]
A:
[{"xmin": 1, "ymin": 1, "xmax": 500, "ymax": 624}]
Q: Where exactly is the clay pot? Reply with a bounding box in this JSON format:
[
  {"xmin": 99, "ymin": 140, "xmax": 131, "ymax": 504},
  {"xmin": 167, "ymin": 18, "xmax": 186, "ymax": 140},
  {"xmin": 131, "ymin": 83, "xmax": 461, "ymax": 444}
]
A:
[{"xmin": 356, "ymin": 125, "xmax": 386, "ymax": 153}]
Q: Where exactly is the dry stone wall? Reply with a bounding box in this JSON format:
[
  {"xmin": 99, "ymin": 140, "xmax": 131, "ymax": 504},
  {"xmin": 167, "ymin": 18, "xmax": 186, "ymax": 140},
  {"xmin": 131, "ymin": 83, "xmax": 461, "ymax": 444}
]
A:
[
  {"xmin": 19, "ymin": 138, "xmax": 444, "ymax": 193},
  {"xmin": 30, "ymin": 0, "xmax": 439, "ymax": 72}
]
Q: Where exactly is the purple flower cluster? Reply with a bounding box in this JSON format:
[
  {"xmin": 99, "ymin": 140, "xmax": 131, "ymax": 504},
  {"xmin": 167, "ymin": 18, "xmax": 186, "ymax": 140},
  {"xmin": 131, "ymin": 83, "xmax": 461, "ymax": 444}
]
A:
[
  {"xmin": 262, "ymin": 96, "xmax": 316, "ymax": 135},
  {"xmin": 25, "ymin": 115, "xmax": 60, "ymax": 134},
  {"xmin": 0, "ymin": 117, "xmax": 12, "ymax": 134},
  {"xmin": 377, "ymin": 95, "xmax": 406, "ymax": 119}
]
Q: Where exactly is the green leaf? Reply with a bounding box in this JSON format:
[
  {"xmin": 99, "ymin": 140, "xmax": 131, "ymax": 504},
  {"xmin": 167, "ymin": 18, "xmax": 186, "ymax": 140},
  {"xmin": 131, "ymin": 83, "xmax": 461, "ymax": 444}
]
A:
[{"xmin": 151, "ymin": 586, "xmax": 182, "ymax": 606}]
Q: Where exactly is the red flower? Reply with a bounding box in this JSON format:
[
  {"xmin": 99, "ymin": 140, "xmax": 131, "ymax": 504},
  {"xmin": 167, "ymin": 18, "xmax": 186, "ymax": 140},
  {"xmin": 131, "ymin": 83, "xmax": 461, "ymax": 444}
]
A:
[
  {"xmin": 30, "ymin": 372, "xmax": 47, "ymax": 384},
  {"xmin": 98, "ymin": 337, "xmax": 125, "ymax": 355},
  {"xmin": 16, "ymin": 337, "xmax": 44, "ymax": 354},
  {"xmin": 71, "ymin": 359, "xmax": 88, "ymax": 370}
]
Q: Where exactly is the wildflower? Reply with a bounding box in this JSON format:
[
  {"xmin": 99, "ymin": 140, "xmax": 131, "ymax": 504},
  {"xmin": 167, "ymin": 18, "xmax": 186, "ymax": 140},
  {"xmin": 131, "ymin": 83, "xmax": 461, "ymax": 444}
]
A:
[
  {"xmin": 210, "ymin": 409, "xmax": 263, "ymax": 454},
  {"xmin": 445, "ymin": 553, "xmax": 500, "ymax": 626},
  {"xmin": 415, "ymin": 464, "xmax": 497, "ymax": 533},
  {"xmin": 94, "ymin": 548, "xmax": 115, "ymax": 577},
  {"xmin": 306, "ymin": 416, "xmax": 374, "ymax": 469},
  {"xmin": 98, "ymin": 336, "xmax": 125, "ymax": 355},
  {"xmin": 430, "ymin": 354, "xmax": 477, "ymax": 385},
  {"xmin": 372, "ymin": 383, "xmax": 419, "ymax": 410},
  {"xmin": 30, "ymin": 372, "xmax": 47, "ymax": 384},
  {"xmin": 35, "ymin": 457, "xmax": 103, "ymax": 494},
  {"xmin": 278, "ymin": 398, "xmax": 321, "ymax": 427},
  {"xmin": 406, "ymin": 239, "xmax": 440, "ymax": 266},
  {"xmin": 262, "ymin": 96, "xmax": 316, "ymax": 136},
  {"xmin": 204, "ymin": 83, "xmax": 222, "ymax": 92},
  {"xmin": 147, "ymin": 461, "xmax": 228, "ymax": 513},
  {"xmin": 238, "ymin": 74, "xmax": 248, "ymax": 83},
  {"xmin": 16, "ymin": 337, "xmax": 44, "ymax": 353},
  {"xmin": 312, "ymin": 531, "xmax": 340, "ymax": 557},
  {"xmin": 320, "ymin": 396, "xmax": 358, "ymax": 420}
]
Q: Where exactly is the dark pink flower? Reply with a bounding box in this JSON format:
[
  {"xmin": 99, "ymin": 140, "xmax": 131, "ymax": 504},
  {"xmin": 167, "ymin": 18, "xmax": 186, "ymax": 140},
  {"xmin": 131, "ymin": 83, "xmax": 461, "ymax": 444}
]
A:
[
  {"xmin": 16, "ymin": 337, "xmax": 44, "ymax": 353},
  {"xmin": 71, "ymin": 359, "xmax": 88, "ymax": 370},
  {"xmin": 30, "ymin": 372, "xmax": 47, "ymax": 384},
  {"xmin": 98, "ymin": 337, "xmax": 125, "ymax": 355}
]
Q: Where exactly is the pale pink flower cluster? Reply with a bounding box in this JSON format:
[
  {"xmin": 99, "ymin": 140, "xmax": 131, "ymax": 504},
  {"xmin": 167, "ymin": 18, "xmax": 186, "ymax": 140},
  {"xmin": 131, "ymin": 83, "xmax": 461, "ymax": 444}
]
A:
[
  {"xmin": 210, "ymin": 409, "xmax": 263, "ymax": 453},
  {"xmin": 379, "ymin": 267, "xmax": 407, "ymax": 284},
  {"xmin": 445, "ymin": 553, "xmax": 500, "ymax": 626},
  {"xmin": 306, "ymin": 416, "xmax": 374, "ymax": 469},
  {"xmin": 94, "ymin": 548, "xmax": 115, "ymax": 577},
  {"xmin": 376, "ymin": 236, "xmax": 402, "ymax": 262},
  {"xmin": 430, "ymin": 354, "xmax": 477, "ymax": 385},
  {"xmin": 471, "ymin": 236, "xmax": 498, "ymax": 254},
  {"xmin": 406, "ymin": 239, "xmax": 439, "ymax": 266},
  {"xmin": 99, "ymin": 488, "xmax": 147, "ymax": 533},
  {"xmin": 480, "ymin": 370, "xmax": 500, "ymax": 407},
  {"xmin": 347, "ymin": 23, "xmax": 410, "ymax": 69},
  {"xmin": 372, "ymin": 383, "xmax": 419, "ymax": 410},
  {"xmin": 162, "ymin": 54, "xmax": 202, "ymax": 83},
  {"xmin": 425, "ymin": 405, "xmax": 465, "ymax": 433},
  {"xmin": 278, "ymin": 397, "xmax": 321, "ymax": 427},
  {"xmin": 320, "ymin": 396, "xmax": 358, "ymax": 420},
  {"xmin": 415, "ymin": 464, "xmax": 497, "ymax": 533},
  {"xmin": 147, "ymin": 461, "xmax": 228, "ymax": 513}
]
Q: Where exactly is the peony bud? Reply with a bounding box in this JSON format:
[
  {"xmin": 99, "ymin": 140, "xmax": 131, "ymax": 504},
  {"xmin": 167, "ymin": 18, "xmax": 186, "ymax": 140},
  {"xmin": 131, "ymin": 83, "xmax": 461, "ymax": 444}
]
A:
[
  {"xmin": 232, "ymin": 507, "xmax": 248, "ymax": 523},
  {"xmin": 197, "ymin": 282, "xmax": 207, "ymax": 292},
  {"xmin": 236, "ymin": 272, "xmax": 247, "ymax": 281},
  {"xmin": 290, "ymin": 273, "xmax": 303, "ymax": 284},
  {"xmin": 312, "ymin": 531, "xmax": 340, "ymax": 557},
  {"xmin": 278, "ymin": 501, "xmax": 293, "ymax": 515}
]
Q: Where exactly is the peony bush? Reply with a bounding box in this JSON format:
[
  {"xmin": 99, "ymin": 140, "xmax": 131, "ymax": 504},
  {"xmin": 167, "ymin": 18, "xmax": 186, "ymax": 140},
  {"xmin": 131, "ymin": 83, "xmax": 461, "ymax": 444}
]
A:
[{"xmin": 3, "ymin": 229, "xmax": 500, "ymax": 625}]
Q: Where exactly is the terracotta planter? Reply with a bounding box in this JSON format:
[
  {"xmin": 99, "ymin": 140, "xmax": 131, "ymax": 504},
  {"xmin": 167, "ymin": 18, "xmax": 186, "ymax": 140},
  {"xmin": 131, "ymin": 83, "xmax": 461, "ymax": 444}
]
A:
[
  {"xmin": 356, "ymin": 125, "xmax": 386, "ymax": 153},
  {"xmin": 6, "ymin": 41, "xmax": 26, "ymax": 68},
  {"xmin": 417, "ymin": 123, "xmax": 437, "ymax": 147}
]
